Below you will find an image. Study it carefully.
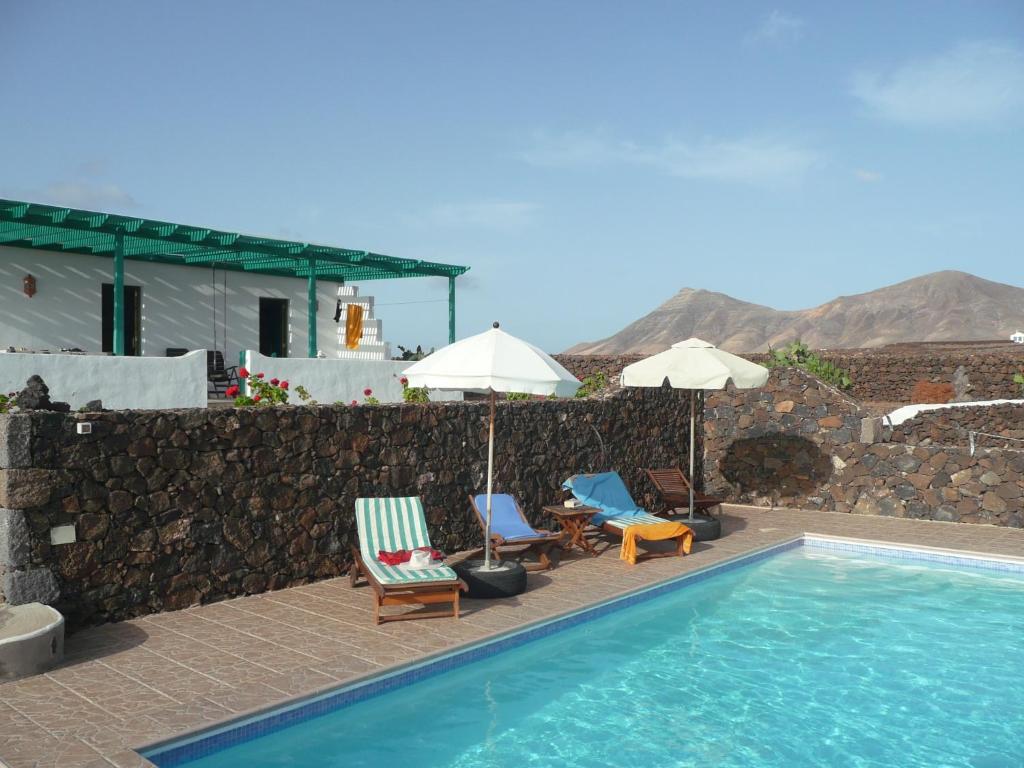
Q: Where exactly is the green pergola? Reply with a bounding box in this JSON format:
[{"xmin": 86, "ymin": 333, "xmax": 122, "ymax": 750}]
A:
[{"xmin": 0, "ymin": 199, "xmax": 469, "ymax": 356}]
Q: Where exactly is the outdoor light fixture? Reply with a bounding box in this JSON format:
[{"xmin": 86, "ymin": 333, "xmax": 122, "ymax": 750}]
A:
[{"xmin": 23, "ymin": 274, "xmax": 36, "ymax": 298}]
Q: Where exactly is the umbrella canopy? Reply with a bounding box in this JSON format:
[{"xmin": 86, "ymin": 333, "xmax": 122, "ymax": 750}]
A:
[
  {"xmin": 621, "ymin": 338, "xmax": 769, "ymax": 390},
  {"xmin": 404, "ymin": 323, "xmax": 581, "ymax": 569},
  {"xmin": 404, "ymin": 323, "xmax": 580, "ymax": 397},
  {"xmin": 621, "ymin": 338, "xmax": 768, "ymax": 522}
]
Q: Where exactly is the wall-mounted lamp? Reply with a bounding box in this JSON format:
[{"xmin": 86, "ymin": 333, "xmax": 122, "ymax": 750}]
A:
[{"xmin": 23, "ymin": 274, "xmax": 36, "ymax": 298}]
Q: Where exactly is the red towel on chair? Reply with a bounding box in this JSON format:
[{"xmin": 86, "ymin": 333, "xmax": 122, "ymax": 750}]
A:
[{"xmin": 377, "ymin": 547, "xmax": 443, "ymax": 565}]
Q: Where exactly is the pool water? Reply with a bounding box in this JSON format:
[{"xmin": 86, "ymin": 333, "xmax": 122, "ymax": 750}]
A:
[{"xmin": 155, "ymin": 548, "xmax": 1024, "ymax": 767}]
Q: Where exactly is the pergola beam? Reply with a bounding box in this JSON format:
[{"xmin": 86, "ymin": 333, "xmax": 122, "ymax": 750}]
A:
[{"xmin": 0, "ymin": 198, "xmax": 470, "ymax": 353}]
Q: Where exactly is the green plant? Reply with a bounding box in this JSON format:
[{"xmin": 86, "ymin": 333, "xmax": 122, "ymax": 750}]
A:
[
  {"xmin": 766, "ymin": 340, "xmax": 853, "ymax": 390},
  {"xmin": 574, "ymin": 372, "xmax": 609, "ymax": 398},
  {"xmin": 394, "ymin": 344, "xmax": 434, "ymax": 362},
  {"xmin": 294, "ymin": 385, "xmax": 316, "ymax": 405},
  {"xmin": 399, "ymin": 376, "xmax": 429, "ymax": 403},
  {"xmin": 0, "ymin": 392, "xmax": 13, "ymax": 414},
  {"xmin": 1014, "ymin": 371, "xmax": 1024, "ymax": 394},
  {"xmin": 506, "ymin": 392, "xmax": 529, "ymax": 401}
]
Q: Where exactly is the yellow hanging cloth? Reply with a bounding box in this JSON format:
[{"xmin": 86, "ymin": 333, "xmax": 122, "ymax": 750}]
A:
[
  {"xmin": 345, "ymin": 304, "xmax": 364, "ymax": 350},
  {"xmin": 619, "ymin": 521, "xmax": 693, "ymax": 565}
]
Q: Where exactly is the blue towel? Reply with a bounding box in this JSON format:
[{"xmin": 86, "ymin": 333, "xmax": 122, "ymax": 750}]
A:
[
  {"xmin": 562, "ymin": 472, "xmax": 647, "ymax": 525},
  {"xmin": 473, "ymin": 494, "xmax": 541, "ymax": 541}
]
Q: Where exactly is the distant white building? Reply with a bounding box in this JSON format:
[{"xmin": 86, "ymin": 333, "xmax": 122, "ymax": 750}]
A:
[{"xmin": 1012, "ymin": 331, "xmax": 1024, "ymax": 344}]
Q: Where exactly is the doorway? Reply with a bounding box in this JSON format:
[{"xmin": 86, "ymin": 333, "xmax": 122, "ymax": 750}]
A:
[
  {"xmin": 101, "ymin": 283, "xmax": 142, "ymax": 355},
  {"xmin": 259, "ymin": 298, "xmax": 289, "ymax": 358}
]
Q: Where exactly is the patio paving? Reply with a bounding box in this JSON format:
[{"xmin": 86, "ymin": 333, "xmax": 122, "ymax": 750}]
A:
[{"xmin": 3, "ymin": 504, "xmax": 1024, "ymax": 768}]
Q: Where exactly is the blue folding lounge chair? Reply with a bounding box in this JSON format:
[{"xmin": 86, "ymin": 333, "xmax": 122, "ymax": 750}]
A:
[
  {"xmin": 351, "ymin": 497, "xmax": 465, "ymax": 624},
  {"xmin": 563, "ymin": 472, "xmax": 693, "ymax": 562},
  {"xmin": 468, "ymin": 493, "xmax": 563, "ymax": 571}
]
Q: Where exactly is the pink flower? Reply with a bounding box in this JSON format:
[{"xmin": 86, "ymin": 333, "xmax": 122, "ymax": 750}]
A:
[
  {"xmin": 225, "ymin": 385, "xmax": 239, "ymax": 398},
  {"xmin": 280, "ymin": 380, "xmax": 289, "ymax": 390},
  {"xmin": 350, "ymin": 400, "xmax": 358, "ymax": 406},
  {"xmin": 253, "ymin": 395, "xmax": 262, "ymax": 402},
  {"xmin": 238, "ymin": 367, "xmax": 249, "ymax": 378},
  {"xmin": 257, "ymin": 372, "xmax": 265, "ymax": 379},
  {"xmin": 270, "ymin": 378, "xmax": 279, "ymax": 386},
  {"xmin": 363, "ymin": 388, "xmax": 372, "ymax": 396},
  {"xmin": 400, "ymin": 377, "xmax": 409, "ymax": 386}
]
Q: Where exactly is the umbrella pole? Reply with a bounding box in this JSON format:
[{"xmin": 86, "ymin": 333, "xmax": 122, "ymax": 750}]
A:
[
  {"xmin": 484, "ymin": 389, "xmax": 496, "ymax": 569},
  {"xmin": 689, "ymin": 389, "xmax": 696, "ymax": 522}
]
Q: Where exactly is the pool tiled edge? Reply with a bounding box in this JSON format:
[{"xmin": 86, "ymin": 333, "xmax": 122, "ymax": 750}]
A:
[{"xmin": 804, "ymin": 533, "xmax": 1024, "ymax": 572}]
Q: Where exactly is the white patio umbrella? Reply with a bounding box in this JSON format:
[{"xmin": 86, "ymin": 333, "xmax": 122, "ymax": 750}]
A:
[
  {"xmin": 403, "ymin": 322, "xmax": 581, "ymax": 568},
  {"xmin": 621, "ymin": 338, "xmax": 769, "ymax": 521}
]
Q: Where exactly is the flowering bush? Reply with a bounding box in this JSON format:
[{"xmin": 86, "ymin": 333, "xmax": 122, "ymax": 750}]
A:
[
  {"xmin": 399, "ymin": 375, "xmax": 429, "ymax": 404},
  {"xmin": 232, "ymin": 371, "xmax": 308, "ymax": 407},
  {"xmin": 363, "ymin": 387, "xmax": 380, "ymax": 405}
]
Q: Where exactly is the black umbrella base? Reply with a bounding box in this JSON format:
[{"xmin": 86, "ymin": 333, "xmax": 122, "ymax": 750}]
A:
[
  {"xmin": 682, "ymin": 514, "xmax": 722, "ymax": 542},
  {"xmin": 454, "ymin": 560, "xmax": 528, "ymax": 599}
]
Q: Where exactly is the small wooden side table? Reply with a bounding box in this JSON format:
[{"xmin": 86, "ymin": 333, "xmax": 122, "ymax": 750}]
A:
[{"xmin": 544, "ymin": 505, "xmax": 599, "ymax": 557}]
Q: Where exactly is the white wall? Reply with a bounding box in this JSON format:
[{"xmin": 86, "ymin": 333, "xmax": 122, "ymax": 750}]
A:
[
  {"xmin": 0, "ymin": 245, "xmax": 368, "ymax": 367},
  {"xmin": 0, "ymin": 350, "xmax": 207, "ymax": 410},
  {"xmin": 242, "ymin": 351, "xmax": 461, "ymax": 404}
]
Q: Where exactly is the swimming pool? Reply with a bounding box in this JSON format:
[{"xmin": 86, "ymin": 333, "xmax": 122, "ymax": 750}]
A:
[{"xmin": 146, "ymin": 537, "xmax": 1024, "ymax": 767}]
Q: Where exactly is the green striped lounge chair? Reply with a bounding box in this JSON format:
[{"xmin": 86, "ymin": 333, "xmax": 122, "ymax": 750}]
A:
[{"xmin": 351, "ymin": 497, "xmax": 464, "ymax": 624}]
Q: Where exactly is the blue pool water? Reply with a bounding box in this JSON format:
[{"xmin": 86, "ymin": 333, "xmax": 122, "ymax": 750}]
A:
[{"xmin": 152, "ymin": 545, "xmax": 1024, "ymax": 767}]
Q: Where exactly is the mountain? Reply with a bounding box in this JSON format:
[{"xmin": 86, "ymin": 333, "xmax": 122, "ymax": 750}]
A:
[{"xmin": 567, "ymin": 271, "xmax": 1024, "ymax": 354}]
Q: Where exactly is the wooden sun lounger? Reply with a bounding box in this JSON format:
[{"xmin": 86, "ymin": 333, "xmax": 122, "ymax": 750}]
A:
[
  {"xmin": 468, "ymin": 494, "xmax": 562, "ymax": 571},
  {"xmin": 645, "ymin": 467, "xmax": 724, "ymax": 517},
  {"xmin": 350, "ymin": 496, "xmax": 465, "ymax": 624},
  {"xmin": 598, "ymin": 511, "xmax": 693, "ymax": 562}
]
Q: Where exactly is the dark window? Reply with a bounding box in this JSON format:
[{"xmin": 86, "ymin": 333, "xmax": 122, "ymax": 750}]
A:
[{"xmin": 259, "ymin": 298, "xmax": 289, "ymax": 358}]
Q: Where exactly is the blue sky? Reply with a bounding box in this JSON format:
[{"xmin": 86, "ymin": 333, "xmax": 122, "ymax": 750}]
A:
[{"xmin": 2, "ymin": 2, "xmax": 1022, "ymax": 352}]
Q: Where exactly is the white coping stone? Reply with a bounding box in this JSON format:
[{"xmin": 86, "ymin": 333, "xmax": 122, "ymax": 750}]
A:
[{"xmin": 884, "ymin": 399, "xmax": 1024, "ymax": 427}]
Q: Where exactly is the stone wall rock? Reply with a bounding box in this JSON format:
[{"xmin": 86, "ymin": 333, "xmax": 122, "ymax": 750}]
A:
[
  {"xmin": 747, "ymin": 350, "xmax": 1024, "ymax": 403},
  {"xmin": 703, "ymin": 368, "xmax": 862, "ymax": 507},
  {"xmin": 561, "ymin": 348, "xmax": 1024, "ymax": 404},
  {"xmin": 702, "ymin": 367, "xmax": 1024, "ymax": 528},
  {"xmin": 0, "ymin": 388, "xmax": 696, "ymax": 629}
]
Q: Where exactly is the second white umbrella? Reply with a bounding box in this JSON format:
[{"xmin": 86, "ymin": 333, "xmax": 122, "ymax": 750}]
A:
[{"xmin": 621, "ymin": 338, "xmax": 769, "ymax": 521}]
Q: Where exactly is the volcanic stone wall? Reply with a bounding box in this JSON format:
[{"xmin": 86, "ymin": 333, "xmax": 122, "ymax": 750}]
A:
[
  {"xmin": 823, "ymin": 443, "xmax": 1023, "ymax": 526},
  {"xmin": 703, "ymin": 368, "xmax": 863, "ymax": 507},
  {"xmin": 562, "ymin": 347, "xmax": 1024, "ymax": 404},
  {"xmin": 746, "ymin": 350, "xmax": 1024, "ymax": 403},
  {"xmin": 552, "ymin": 355, "xmax": 643, "ymax": 386},
  {"xmin": 890, "ymin": 403, "xmax": 1024, "ymax": 449},
  {"xmin": 0, "ymin": 388, "xmax": 694, "ymax": 628},
  {"xmin": 702, "ymin": 367, "xmax": 1024, "ymax": 526}
]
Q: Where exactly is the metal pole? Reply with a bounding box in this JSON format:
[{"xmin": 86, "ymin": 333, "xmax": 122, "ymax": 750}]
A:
[
  {"xmin": 113, "ymin": 229, "xmax": 125, "ymax": 356},
  {"xmin": 306, "ymin": 256, "xmax": 317, "ymax": 358},
  {"xmin": 689, "ymin": 389, "xmax": 696, "ymax": 521},
  {"xmin": 484, "ymin": 389, "xmax": 496, "ymax": 569},
  {"xmin": 448, "ymin": 276, "xmax": 456, "ymax": 344}
]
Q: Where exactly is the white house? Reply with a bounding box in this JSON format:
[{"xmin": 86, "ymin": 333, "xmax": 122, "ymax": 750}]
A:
[
  {"xmin": 1012, "ymin": 331, "xmax": 1024, "ymax": 344},
  {"xmin": 0, "ymin": 199, "xmax": 467, "ymax": 367}
]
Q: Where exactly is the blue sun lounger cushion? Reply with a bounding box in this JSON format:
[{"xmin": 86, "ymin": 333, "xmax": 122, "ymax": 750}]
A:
[
  {"xmin": 472, "ymin": 494, "xmax": 543, "ymax": 541},
  {"xmin": 562, "ymin": 472, "xmax": 647, "ymax": 525}
]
